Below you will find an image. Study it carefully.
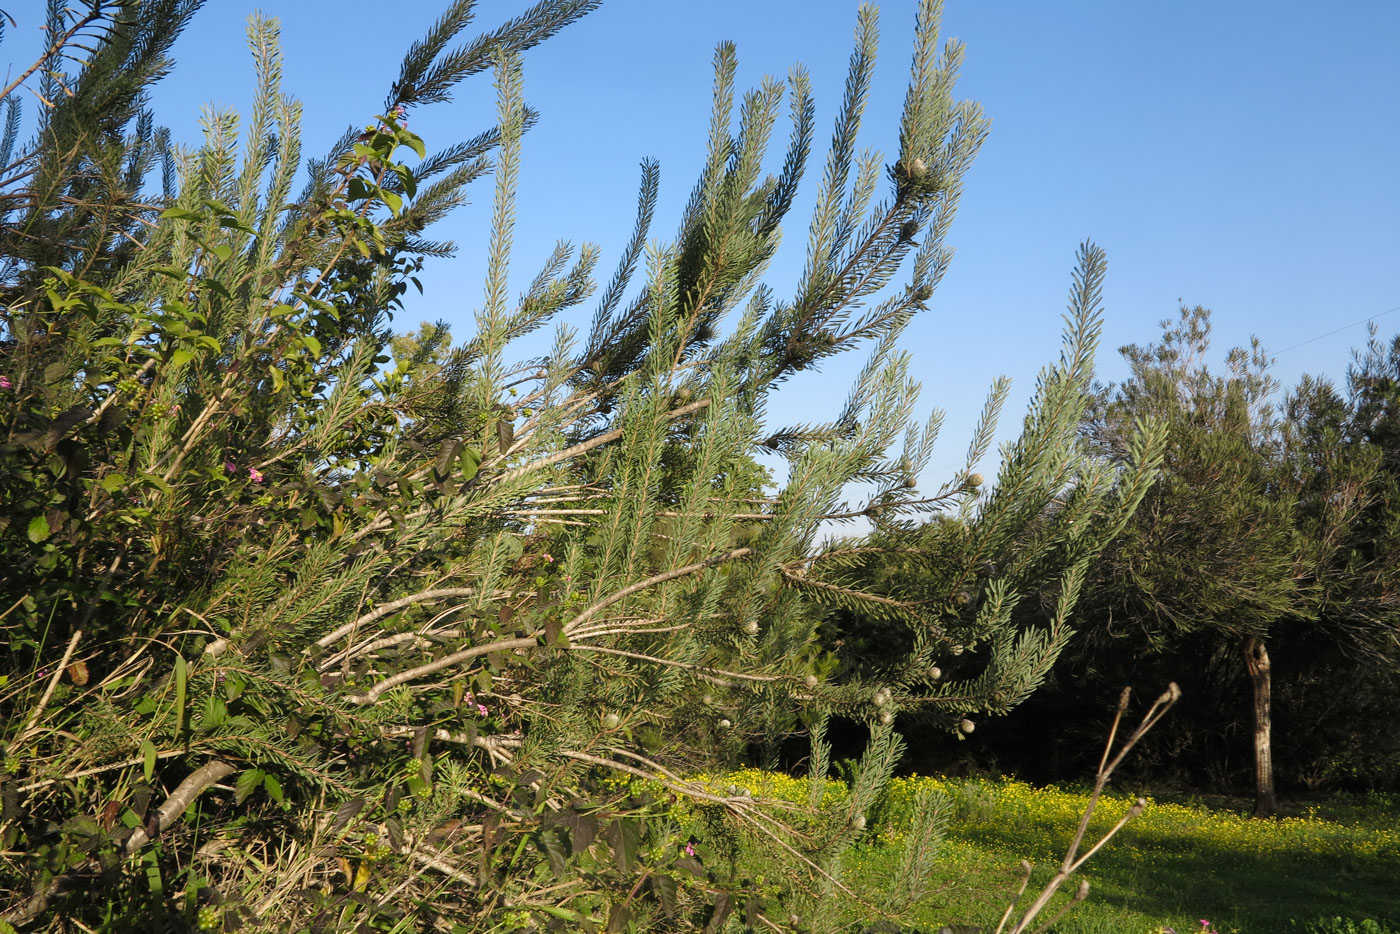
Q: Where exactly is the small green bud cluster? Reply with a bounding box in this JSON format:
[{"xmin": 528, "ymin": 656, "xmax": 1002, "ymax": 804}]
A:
[{"xmin": 363, "ymin": 831, "xmax": 393, "ymax": 860}]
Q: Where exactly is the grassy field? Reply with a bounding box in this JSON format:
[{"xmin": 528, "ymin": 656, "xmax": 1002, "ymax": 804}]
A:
[{"xmin": 712, "ymin": 771, "xmax": 1400, "ymax": 934}]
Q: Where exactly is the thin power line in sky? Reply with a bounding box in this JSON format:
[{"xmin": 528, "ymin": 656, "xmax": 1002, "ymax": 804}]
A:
[{"xmin": 1273, "ymin": 304, "xmax": 1400, "ymax": 357}]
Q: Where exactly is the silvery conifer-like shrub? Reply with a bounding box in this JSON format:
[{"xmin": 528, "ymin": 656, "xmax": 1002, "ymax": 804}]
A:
[{"xmin": 0, "ymin": 1, "xmax": 1162, "ymax": 929}]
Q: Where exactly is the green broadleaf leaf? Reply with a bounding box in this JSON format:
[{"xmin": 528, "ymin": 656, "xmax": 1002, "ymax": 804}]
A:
[
  {"xmin": 292, "ymin": 293, "xmax": 337, "ymax": 316},
  {"xmin": 174, "ymin": 655, "xmax": 187, "ymax": 741},
  {"xmin": 234, "ymin": 769, "xmax": 263, "ymax": 805},
  {"xmin": 141, "ymin": 740, "xmax": 156, "ymax": 782},
  {"xmin": 170, "ymin": 348, "xmax": 194, "ymax": 368},
  {"xmin": 139, "ymin": 472, "xmax": 174, "ymax": 495},
  {"xmin": 217, "ymin": 216, "xmax": 256, "ymax": 234},
  {"xmin": 159, "ymin": 208, "xmax": 203, "ymax": 221},
  {"xmin": 262, "ymin": 774, "xmax": 284, "ymax": 805},
  {"xmin": 209, "ymin": 244, "xmax": 233, "ymax": 262},
  {"xmin": 200, "ymin": 278, "xmax": 231, "ymax": 299},
  {"xmin": 461, "ymin": 447, "xmax": 481, "ymax": 484},
  {"xmin": 101, "ymin": 473, "xmax": 126, "ymax": 494},
  {"xmin": 301, "ymin": 334, "xmax": 322, "ymax": 356},
  {"xmin": 26, "ymin": 515, "xmax": 50, "ymax": 543}
]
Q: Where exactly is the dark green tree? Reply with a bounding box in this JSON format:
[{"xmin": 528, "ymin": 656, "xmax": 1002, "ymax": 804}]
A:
[{"xmin": 1078, "ymin": 307, "xmax": 1387, "ymax": 815}]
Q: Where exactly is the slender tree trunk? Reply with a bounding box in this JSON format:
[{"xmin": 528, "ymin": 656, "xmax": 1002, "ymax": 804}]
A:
[{"xmin": 1243, "ymin": 636, "xmax": 1277, "ymax": 817}]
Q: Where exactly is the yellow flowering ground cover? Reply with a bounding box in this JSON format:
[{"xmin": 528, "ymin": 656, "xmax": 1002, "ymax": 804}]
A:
[{"xmin": 702, "ymin": 771, "xmax": 1400, "ymax": 933}]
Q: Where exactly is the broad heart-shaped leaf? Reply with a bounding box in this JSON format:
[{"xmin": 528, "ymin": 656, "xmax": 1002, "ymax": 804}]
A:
[
  {"xmin": 401, "ymin": 131, "xmax": 426, "ymax": 159},
  {"xmin": 169, "ymin": 348, "xmax": 194, "ymax": 368},
  {"xmin": 702, "ymin": 892, "xmax": 734, "ymax": 934},
  {"xmin": 234, "ymin": 769, "xmax": 264, "ymax": 805},
  {"xmin": 606, "ymin": 903, "xmax": 631, "ymax": 933},
  {"xmin": 536, "ymin": 828, "xmax": 568, "ymax": 879},
  {"xmin": 137, "ymin": 472, "xmax": 173, "ymax": 496},
  {"xmin": 674, "ymin": 855, "xmax": 705, "ymax": 878},
  {"xmin": 460, "ymin": 447, "xmax": 481, "ymax": 484},
  {"xmin": 26, "ymin": 515, "xmax": 50, "ymax": 543},
  {"xmin": 329, "ymin": 798, "xmax": 366, "ymax": 836},
  {"xmin": 216, "ymin": 216, "xmax": 256, "ymax": 235},
  {"xmin": 199, "ymin": 278, "xmax": 231, "ymax": 299},
  {"xmin": 651, "ymin": 875, "xmax": 678, "ymax": 919}
]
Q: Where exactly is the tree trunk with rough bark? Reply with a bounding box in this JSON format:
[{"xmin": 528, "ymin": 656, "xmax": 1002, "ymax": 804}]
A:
[{"xmin": 1244, "ymin": 636, "xmax": 1277, "ymax": 817}]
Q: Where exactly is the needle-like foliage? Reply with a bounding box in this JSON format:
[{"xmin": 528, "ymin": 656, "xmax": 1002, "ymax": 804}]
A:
[{"xmin": 0, "ymin": 2, "xmax": 1160, "ymax": 930}]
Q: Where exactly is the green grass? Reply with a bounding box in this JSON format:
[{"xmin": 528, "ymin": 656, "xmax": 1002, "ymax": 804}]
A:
[{"xmin": 715, "ymin": 771, "xmax": 1400, "ymax": 934}]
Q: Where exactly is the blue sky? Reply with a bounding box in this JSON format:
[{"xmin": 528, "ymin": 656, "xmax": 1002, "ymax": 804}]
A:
[{"xmin": 9, "ymin": 0, "xmax": 1400, "ymax": 484}]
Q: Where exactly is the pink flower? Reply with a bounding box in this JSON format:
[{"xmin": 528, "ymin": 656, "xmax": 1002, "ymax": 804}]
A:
[
  {"xmin": 683, "ymin": 842, "xmax": 695, "ymax": 857},
  {"xmin": 476, "ymin": 704, "xmax": 489, "ymax": 716},
  {"xmin": 224, "ymin": 462, "xmax": 237, "ymax": 474},
  {"xmin": 0, "ymin": 376, "xmax": 11, "ymax": 389},
  {"xmin": 247, "ymin": 467, "xmax": 264, "ymax": 483},
  {"xmin": 543, "ymin": 553, "xmax": 553, "ymax": 563}
]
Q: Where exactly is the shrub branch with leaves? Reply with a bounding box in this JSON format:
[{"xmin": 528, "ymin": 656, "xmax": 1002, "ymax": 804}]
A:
[{"xmin": 0, "ymin": 2, "xmax": 1162, "ymax": 931}]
